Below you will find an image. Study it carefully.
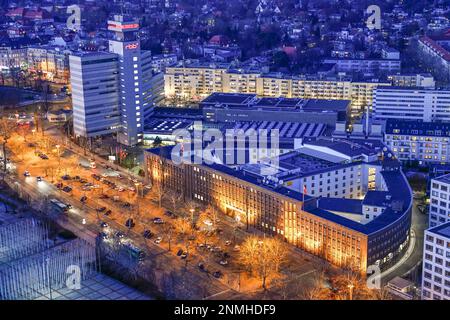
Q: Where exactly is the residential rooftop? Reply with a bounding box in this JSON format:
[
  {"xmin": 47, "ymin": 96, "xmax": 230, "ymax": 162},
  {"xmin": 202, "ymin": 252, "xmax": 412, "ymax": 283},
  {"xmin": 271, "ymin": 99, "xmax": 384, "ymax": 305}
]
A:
[{"xmin": 427, "ymin": 221, "xmax": 450, "ymax": 238}]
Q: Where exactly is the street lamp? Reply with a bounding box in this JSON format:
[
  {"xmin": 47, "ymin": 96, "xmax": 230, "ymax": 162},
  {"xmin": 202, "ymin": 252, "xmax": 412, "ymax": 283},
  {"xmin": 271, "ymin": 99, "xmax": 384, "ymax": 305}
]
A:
[
  {"xmin": 347, "ymin": 283, "xmax": 354, "ymax": 300},
  {"xmin": 189, "ymin": 208, "xmax": 195, "ymax": 227}
]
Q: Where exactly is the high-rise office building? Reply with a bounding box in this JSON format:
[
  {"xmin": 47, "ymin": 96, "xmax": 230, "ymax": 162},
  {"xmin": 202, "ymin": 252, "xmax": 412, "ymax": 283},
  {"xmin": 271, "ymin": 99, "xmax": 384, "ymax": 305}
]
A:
[
  {"xmin": 108, "ymin": 14, "xmax": 154, "ymax": 146},
  {"xmin": 70, "ymin": 15, "xmax": 157, "ymax": 146},
  {"xmin": 70, "ymin": 52, "xmax": 121, "ymax": 138}
]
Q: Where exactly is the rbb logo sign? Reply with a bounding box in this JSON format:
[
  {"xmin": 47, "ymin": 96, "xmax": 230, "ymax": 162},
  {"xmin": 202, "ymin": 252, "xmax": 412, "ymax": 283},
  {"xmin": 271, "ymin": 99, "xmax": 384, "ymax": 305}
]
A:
[{"xmin": 125, "ymin": 43, "xmax": 139, "ymax": 50}]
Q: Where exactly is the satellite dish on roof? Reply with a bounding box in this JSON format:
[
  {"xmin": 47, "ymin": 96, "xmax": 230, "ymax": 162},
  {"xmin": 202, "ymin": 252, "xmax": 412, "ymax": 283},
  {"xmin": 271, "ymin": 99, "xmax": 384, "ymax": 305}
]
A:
[
  {"xmin": 383, "ymin": 147, "xmax": 388, "ymax": 152},
  {"xmin": 388, "ymin": 153, "xmax": 392, "ymax": 158}
]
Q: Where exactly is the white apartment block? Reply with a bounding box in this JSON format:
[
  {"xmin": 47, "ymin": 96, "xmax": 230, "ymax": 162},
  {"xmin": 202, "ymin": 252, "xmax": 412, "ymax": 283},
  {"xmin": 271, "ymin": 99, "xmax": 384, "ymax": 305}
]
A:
[
  {"xmin": 388, "ymin": 73, "xmax": 435, "ymax": 89},
  {"xmin": 383, "ymin": 119, "xmax": 450, "ymax": 164},
  {"xmin": 421, "ymin": 222, "xmax": 450, "ymax": 300},
  {"xmin": 164, "ymin": 63, "xmax": 391, "ymax": 116},
  {"xmin": 373, "ymin": 88, "xmax": 450, "ymax": 122},
  {"xmin": 429, "ymin": 175, "xmax": 450, "ymax": 228},
  {"xmin": 69, "ymin": 52, "xmax": 121, "ymax": 138},
  {"xmin": 323, "ymin": 58, "xmax": 401, "ymax": 74}
]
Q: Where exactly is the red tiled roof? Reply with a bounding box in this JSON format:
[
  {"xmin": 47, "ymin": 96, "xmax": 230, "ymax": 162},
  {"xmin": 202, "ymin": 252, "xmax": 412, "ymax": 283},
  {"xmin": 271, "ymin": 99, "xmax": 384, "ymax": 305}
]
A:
[
  {"xmin": 419, "ymin": 36, "xmax": 450, "ymax": 62},
  {"xmin": 6, "ymin": 7, "xmax": 24, "ymax": 17}
]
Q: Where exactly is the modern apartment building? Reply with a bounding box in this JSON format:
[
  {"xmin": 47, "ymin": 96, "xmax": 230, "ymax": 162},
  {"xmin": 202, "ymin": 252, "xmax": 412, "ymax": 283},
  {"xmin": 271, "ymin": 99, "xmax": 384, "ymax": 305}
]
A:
[
  {"xmin": 429, "ymin": 174, "xmax": 450, "ymax": 228},
  {"xmin": 373, "ymin": 87, "xmax": 450, "ymax": 122},
  {"xmin": 387, "ymin": 73, "xmax": 435, "ymax": 89},
  {"xmin": 384, "ymin": 120, "xmax": 450, "ymax": 165},
  {"xmin": 323, "ymin": 58, "xmax": 401, "ymax": 74},
  {"xmin": 164, "ymin": 62, "xmax": 392, "ymax": 116},
  {"xmin": 69, "ymin": 52, "xmax": 121, "ymax": 138},
  {"xmin": 145, "ymin": 138, "xmax": 412, "ymax": 273},
  {"xmin": 421, "ymin": 222, "xmax": 450, "ymax": 300}
]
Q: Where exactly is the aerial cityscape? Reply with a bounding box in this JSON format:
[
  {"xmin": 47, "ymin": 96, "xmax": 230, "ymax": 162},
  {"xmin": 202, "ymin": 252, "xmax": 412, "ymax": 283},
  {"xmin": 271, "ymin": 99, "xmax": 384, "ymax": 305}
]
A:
[{"xmin": 0, "ymin": 0, "xmax": 449, "ymax": 307}]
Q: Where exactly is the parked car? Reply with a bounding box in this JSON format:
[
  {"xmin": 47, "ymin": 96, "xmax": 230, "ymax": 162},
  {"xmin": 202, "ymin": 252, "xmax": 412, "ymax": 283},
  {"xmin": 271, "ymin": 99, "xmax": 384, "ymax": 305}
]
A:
[
  {"xmin": 55, "ymin": 182, "xmax": 63, "ymax": 189},
  {"xmin": 180, "ymin": 252, "xmax": 188, "ymax": 259},
  {"xmin": 104, "ymin": 209, "xmax": 112, "ymax": 216},
  {"xmin": 99, "ymin": 194, "xmax": 109, "ymax": 199},
  {"xmin": 164, "ymin": 210, "xmax": 175, "ymax": 218},
  {"xmin": 143, "ymin": 230, "xmax": 153, "ymax": 239},
  {"xmin": 125, "ymin": 218, "xmax": 135, "ymax": 228},
  {"xmin": 153, "ymin": 217, "xmax": 164, "ymax": 224},
  {"xmin": 23, "ymin": 171, "xmax": 31, "ymax": 177},
  {"xmin": 154, "ymin": 236, "xmax": 162, "ymax": 244},
  {"xmin": 219, "ymin": 260, "xmax": 228, "ymax": 266},
  {"xmin": 61, "ymin": 175, "xmax": 71, "ymax": 180},
  {"xmin": 80, "ymin": 196, "xmax": 87, "ymax": 203},
  {"xmin": 213, "ymin": 271, "xmax": 223, "ymax": 278},
  {"xmin": 176, "ymin": 249, "xmax": 183, "ymax": 256},
  {"xmin": 99, "ymin": 232, "xmax": 108, "ymax": 240},
  {"xmin": 198, "ymin": 263, "xmax": 205, "ymax": 271},
  {"xmin": 96, "ymin": 207, "xmax": 106, "ymax": 212},
  {"xmin": 62, "ymin": 186, "xmax": 72, "ymax": 193},
  {"xmin": 115, "ymin": 231, "xmax": 125, "ymax": 239},
  {"xmin": 39, "ymin": 153, "xmax": 49, "ymax": 160},
  {"xmin": 100, "ymin": 221, "xmax": 108, "ymax": 228},
  {"xmin": 36, "ymin": 176, "xmax": 43, "ymax": 182}
]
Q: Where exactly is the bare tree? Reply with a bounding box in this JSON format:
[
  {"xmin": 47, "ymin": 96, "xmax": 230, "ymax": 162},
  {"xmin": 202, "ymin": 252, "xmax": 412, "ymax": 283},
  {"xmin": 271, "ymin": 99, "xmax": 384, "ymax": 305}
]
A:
[
  {"xmin": 0, "ymin": 116, "xmax": 16, "ymax": 172},
  {"xmin": 238, "ymin": 236, "xmax": 287, "ymax": 290},
  {"xmin": 162, "ymin": 223, "xmax": 174, "ymax": 252}
]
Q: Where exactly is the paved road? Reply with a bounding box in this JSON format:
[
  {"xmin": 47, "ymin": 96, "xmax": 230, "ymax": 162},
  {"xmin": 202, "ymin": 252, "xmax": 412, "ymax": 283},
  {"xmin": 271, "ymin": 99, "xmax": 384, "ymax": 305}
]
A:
[{"xmin": 382, "ymin": 201, "xmax": 428, "ymax": 285}]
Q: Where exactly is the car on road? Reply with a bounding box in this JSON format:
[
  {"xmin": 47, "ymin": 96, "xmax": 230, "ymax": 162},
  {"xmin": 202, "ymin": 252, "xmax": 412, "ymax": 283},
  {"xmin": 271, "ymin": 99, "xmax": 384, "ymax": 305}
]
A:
[
  {"xmin": 154, "ymin": 236, "xmax": 162, "ymax": 244},
  {"xmin": 96, "ymin": 207, "xmax": 106, "ymax": 212},
  {"xmin": 80, "ymin": 196, "xmax": 87, "ymax": 203},
  {"xmin": 115, "ymin": 231, "xmax": 125, "ymax": 239},
  {"xmin": 142, "ymin": 230, "xmax": 153, "ymax": 239},
  {"xmin": 165, "ymin": 210, "xmax": 176, "ymax": 219},
  {"xmin": 99, "ymin": 232, "xmax": 108, "ymax": 240},
  {"xmin": 36, "ymin": 176, "xmax": 43, "ymax": 182},
  {"xmin": 100, "ymin": 221, "xmax": 108, "ymax": 228},
  {"xmin": 104, "ymin": 209, "xmax": 112, "ymax": 216},
  {"xmin": 23, "ymin": 171, "xmax": 31, "ymax": 177},
  {"xmin": 219, "ymin": 260, "xmax": 228, "ymax": 266},
  {"xmin": 153, "ymin": 217, "xmax": 164, "ymax": 224},
  {"xmin": 62, "ymin": 186, "xmax": 72, "ymax": 193},
  {"xmin": 122, "ymin": 202, "xmax": 131, "ymax": 208},
  {"xmin": 198, "ymin": 263, "xmax": 206, "ymax": 271},
  {"xmin": 125, "ymin": 218, "xmax": 135, "ymax": 228},
  {"xmin": 213, "ymin": 271, "xmax": 223, "ymax": 279}
]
